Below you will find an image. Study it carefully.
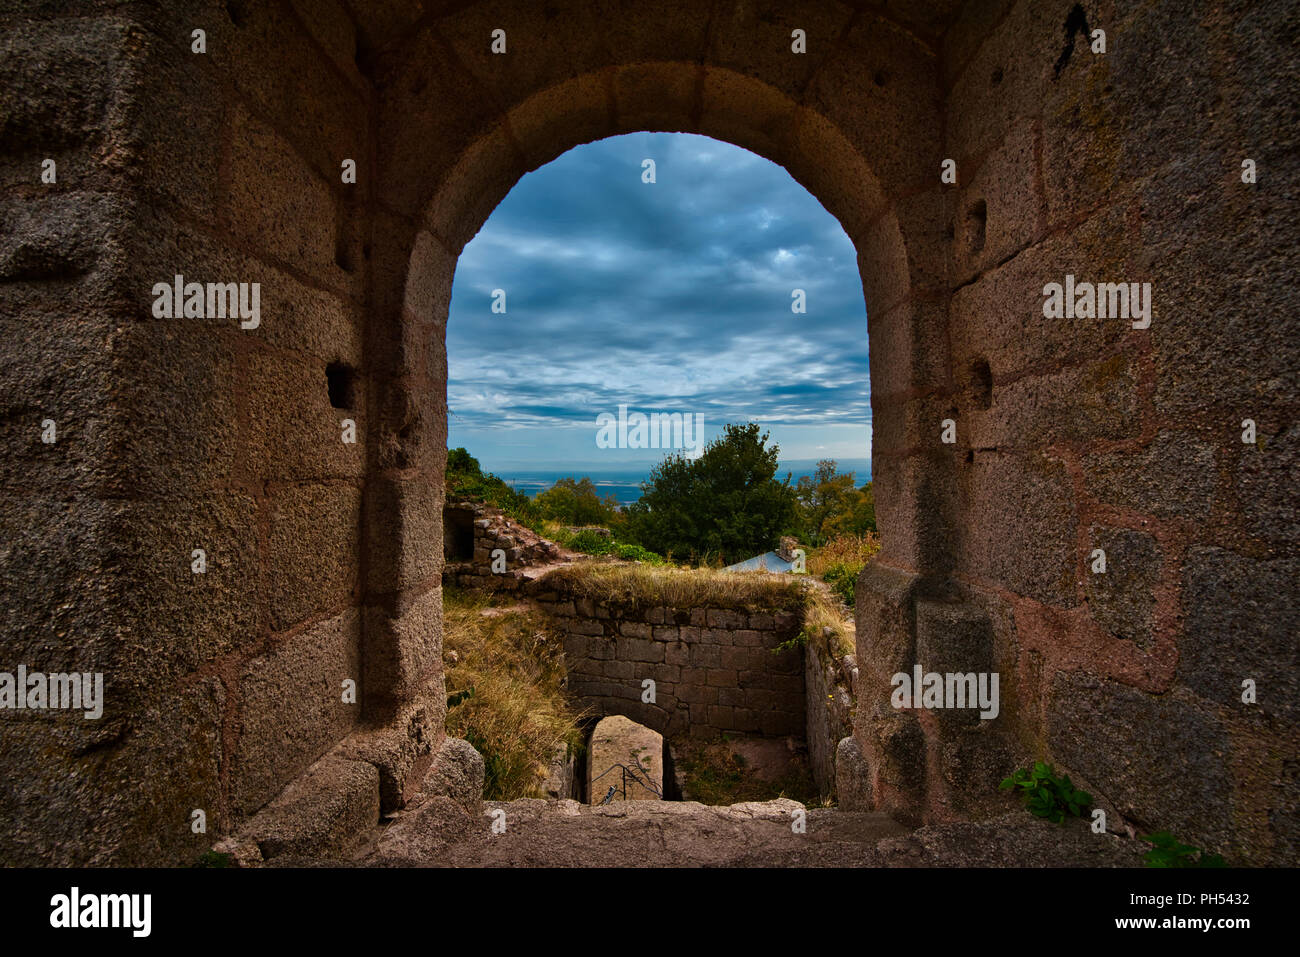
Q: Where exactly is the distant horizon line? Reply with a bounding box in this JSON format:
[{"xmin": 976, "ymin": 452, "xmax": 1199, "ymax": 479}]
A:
[{"xmin": 473, "ymin": 456, "xmax": 872, "ymax": 475}]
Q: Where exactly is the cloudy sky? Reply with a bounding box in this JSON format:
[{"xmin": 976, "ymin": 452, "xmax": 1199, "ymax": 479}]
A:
[{"xmin": 447, "ymin": 131, "xmax": 870, "ymax": 471}]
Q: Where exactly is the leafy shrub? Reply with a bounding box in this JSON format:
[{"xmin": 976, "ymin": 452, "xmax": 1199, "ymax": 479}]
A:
[
  {"xmin": 550, "ymin": 526, "xmax": 668, "ymax": 565},
  {"xmin": 533, "ymin": 477, "xmax": 622, "ymax": 527},
  {"xmin": 793, "ymin": 460, "xmax": 875, "ymax": 545},
  {"xmin": 821, "ymin": 563, "xmax": 860, "ymax": 605},
  {"xmin": 623, "ymin": 423, "xmax": 798, "ymax": 564},
  {"xmin": 446, "ymin": 447, "xmax": 538, "ymax": 524},
  {"xmin": 610, "ymin": 542, "xmax": 662, "ymax": 563},
  {"xmin": 567, "ymin": 528, "xmax": 614, "ymax": 553},
  {"xmin": 999, "ymin": 761, "xmax": 1093, "ymax": 823},
  {"xmin": 808, "ymin": 532, "xmax": 881, "ymax": 605},
  {"xmin": 1142, "ymin": 831, "xmax": 1226, "ymax": 868}
]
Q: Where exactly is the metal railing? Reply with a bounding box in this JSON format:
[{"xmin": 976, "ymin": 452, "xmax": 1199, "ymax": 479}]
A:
[{"xmin": 591, "ymin": 761, "xmax": 663, "ymax": 803}]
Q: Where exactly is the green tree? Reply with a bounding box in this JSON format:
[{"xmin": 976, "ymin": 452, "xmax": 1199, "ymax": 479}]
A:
[
  {"xmin": 446, "ymin": 447, "xmax": 481, "ymax": 477},
  {"xmin": 624, "ymin": 423, "xmax": 797, "ymax": 564},
  {"xmin": 445, "ymin": 447, "xmax": 535, "ymax": 521},
  {"xmin": 533, "ymin": 477, "xmax": 622, "ymax": 527},
  {"xmin": 793, "ymin": 460, "xmax": 876, "ymax": 544},
  {"xmin": 822, "ymin": 481, "xmax": 876, "ymax": 539}
]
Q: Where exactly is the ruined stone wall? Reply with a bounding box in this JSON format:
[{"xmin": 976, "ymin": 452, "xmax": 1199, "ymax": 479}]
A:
[
  {"xmin": 441, "ymin": 501, "xmax": 566, "ymax": 592},
  {"xmin": 534, "ymin": 585, "xmax": 806, "ymax": 739},
  {"xmin": 805, "ymin": 640, "xmax": 857, "ymax": 799}
]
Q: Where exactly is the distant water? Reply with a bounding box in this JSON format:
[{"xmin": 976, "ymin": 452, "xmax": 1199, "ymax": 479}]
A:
[{"xmin": 491, "ymin": 459, "xmax": 872, "ymax": 506}]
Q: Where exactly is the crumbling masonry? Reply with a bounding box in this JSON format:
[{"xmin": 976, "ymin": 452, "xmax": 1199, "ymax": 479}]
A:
[{"xmin": 0, "ymin": 0, "xmax": 1295, "ymax": 865}]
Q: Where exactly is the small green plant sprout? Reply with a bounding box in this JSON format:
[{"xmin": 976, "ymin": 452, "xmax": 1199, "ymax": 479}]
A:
[
  {"xmin": 999, "ymin": 761, "xmax": 1092, "ymax": 824},
  {"xmin": 1141, "ymin": 831, "xmax": 1226, "ymax": 868},
  {"xmin": 194, "ymin": 850, "xmax": 231, "ymax": 868},
  {"xmin": 774, "ymin": 631, "xmax": 809, "ymax": 653}
]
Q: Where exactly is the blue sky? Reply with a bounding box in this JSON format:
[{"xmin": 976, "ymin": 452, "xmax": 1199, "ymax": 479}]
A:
[{"xmin": 446, "ymin": 132, "xmax": 870, "ymax": 471}]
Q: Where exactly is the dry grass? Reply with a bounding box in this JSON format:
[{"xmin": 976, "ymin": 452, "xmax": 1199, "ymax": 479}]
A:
[
  {"xmin": 806, "ymin": 532, "xmax": 882, "ymax": 608},
  {"xmin": 539, "ymin": 561, "xmax": 809, "ymax": 611},
  {"xmin": 799, "ymin": 583, "xmax": 855, "ymax": 659},
  {"xmin": 442, "ymin": 587, "xmax": 588, "ymax": 799},
  {"xmin": 806, "ymin": 532, "xmax": 882, "ymax": 577}
]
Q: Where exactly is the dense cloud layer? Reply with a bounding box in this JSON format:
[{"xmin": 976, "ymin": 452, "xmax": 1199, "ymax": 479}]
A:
[{"xmin": 447, "ymin": 132, "xmax": 870, "ymax": 469}]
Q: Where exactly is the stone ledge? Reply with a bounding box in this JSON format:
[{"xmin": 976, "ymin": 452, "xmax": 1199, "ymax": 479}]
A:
[
  {"xmin": 217, "ymin": 754, "xmax": 379, "ymax": 864},
  {"xmin": 409, "ymin": 736, "xmax": 485, "ymax": 815}
]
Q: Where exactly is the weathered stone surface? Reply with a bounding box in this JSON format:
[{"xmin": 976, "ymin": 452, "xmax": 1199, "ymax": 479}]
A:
[
  {"xmin": 0, "ymin": 677, "xmax": 224, "ymax": 866},
  {"xmin": 1237, "ymin": 421, "xmax": 1299, "ymax": 546},
  {"xmin": 857, "ymin": 701, "xmax": 926, "ymax": 824},
  {"xmin": 960, "ymin": 451, "xmax": 1077, "ymax": 608},
  {"xmin": 349, "ymin": 797, "xmax": 1139, "ymax": 868},
  {"xmin": 877, "ymin": 813, "xmax": 1147, "ymax": 868},
  {"xmin": 415, "ymin": 736, "xmax": 485, "ymax": 813},
  {"xmin": 336, "ymin": 694, "xmax": 445, "ymax": 814},
  {"xmin": 231, "ymin": 610, "xmax": 362, "ymax": 816},
  {"xmin": 537, "ymin": 566, "xmax": 806, "ymax": 740},
  {"xmin": 915, "ymin": 600, "xmax": 995, "ymax": 674},
  {"xmin": 964, "ymin": 353, "xmax": 1142, "ymax": 451},
  {"xmin": 914, "ymin": 600, "xmax": 997, "ymax": 734},
  {"xmin": 0, "ymin": 0, "xmax": 1293, "ymax": 868},
  {"xmin": 362, "ymin": 585, "xmax": 442, "ymax": 716},
  {"xmin": 267, "ymin": 483, "xmax": 361, "ymax": 631},
  {"xmin": 232, "ymin": 754, "xmax": 380, "ymax": 861},
  {"xmin": 1178, "ymin": 548, "xmax": 1299, "ymax": 723},
  {"xmin": 0, "ymin": 16, "xmax": 129, "ymax": 163},
  {"xmin": 937, "ymin": 727, "xmax": 1016, "ymax": 816},
  {"xmin": 542, "ymin": 740, "xmax": 577, "ymax": 801},
  {"xmin": 1047, "ymin": 672, "xmax": 1234, "ymax": 858},
  {"xmin": 1084, "ymin": 527, "xmax": 1160, "ymax": 651},
  {"xmin": 954, "ymin": 119, "xmax": 1040, "ymax": 282},
  {"xmin": 835, "ymin": 735, "xmax": 872, "ymax": 812},
  {"xmin": 1082, "ymin": 431, "xmax": 1218, "ymax": 522},
  {"xmin": 855, "ymin": 561, "xmax": 921, "ymax": 680}
]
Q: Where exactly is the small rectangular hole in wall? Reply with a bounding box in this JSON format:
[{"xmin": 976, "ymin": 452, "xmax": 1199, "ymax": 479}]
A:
[
  {"xmin": 326, "ymin": 361, "xmax": 356, "ymax": 409},
  {"xmin": 443, "ymin": 506, "xmax": 475, "ymax": 562}
]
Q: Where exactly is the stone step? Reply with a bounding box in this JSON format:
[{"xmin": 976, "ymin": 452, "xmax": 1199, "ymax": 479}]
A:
[{"xmin": 216, "ymin": 755, "xmax": 380, "ymax": 865}]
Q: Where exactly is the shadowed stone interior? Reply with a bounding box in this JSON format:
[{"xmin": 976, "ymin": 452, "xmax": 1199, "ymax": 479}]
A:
[{"xmin": 0, "ymin": 0, "xmax": 1295, "ymax": 865}]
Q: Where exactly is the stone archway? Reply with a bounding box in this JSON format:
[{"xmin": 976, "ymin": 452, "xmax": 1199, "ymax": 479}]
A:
[
  {"xmin": 4, "ymin": 0, "xmax": 1292, "ymax": 867},
  {"xmin": 366, "ymin": 30, "xmax": 954, "ymax": 820}
]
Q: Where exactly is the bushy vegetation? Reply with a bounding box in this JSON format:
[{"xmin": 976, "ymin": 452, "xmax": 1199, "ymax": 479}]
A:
[
  {"xmin": 446, "ymin": 441, "xmax": 882, "ymax": 599},
  {"xmin": 1141, "ymin": 831, "xmax": 1226, "ymax": 868},
  {"xmin": 442, "ymin": 587, "xmax": 587, "ymax": 799},
  {"xmin": 792, "ymin": 459, "xmax": 876, "ymax": 546},
  {"xmin": 532, "ymin": 476, "xmax": 622, "ymax": 528},
  {"xmin": 623, "ymin": 423, "xmax": 798, "ymax": 566},
  {"xmin": 446, "ymin": 447, "xmax": 536, "ymax": 521},
  {"xmin": 999, "ymin": 761, "xmax": 1094, "ymax": 824},
  {"xmin": 807, "ymin": 532, "xmax": 882, "ymax": 606},
  {"xmin": 545, "ymin": 525, "xmax": 667, "ymax": 565}
]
